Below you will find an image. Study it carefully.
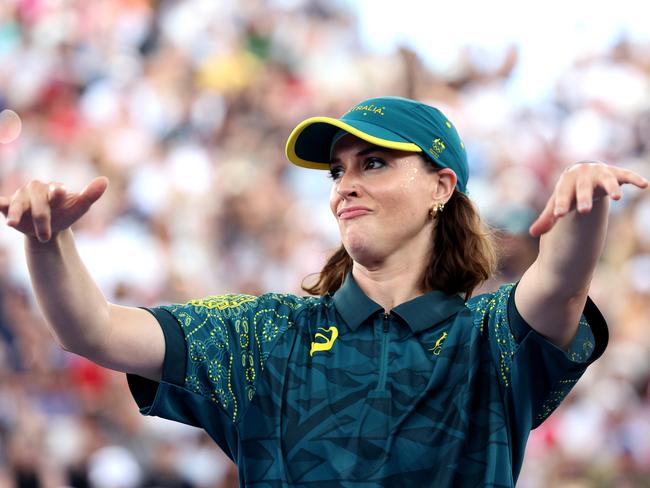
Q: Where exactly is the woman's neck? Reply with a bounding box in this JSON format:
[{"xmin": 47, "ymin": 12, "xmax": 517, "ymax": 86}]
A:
[{"xmin": 351, "ymin": 259, "xmax": 428, "ymax": 312}]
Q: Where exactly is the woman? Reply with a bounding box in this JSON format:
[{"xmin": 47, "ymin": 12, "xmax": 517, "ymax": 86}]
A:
[{"xmin": 1, "ymin": 96, "xmax": 647, "ymax": 487}]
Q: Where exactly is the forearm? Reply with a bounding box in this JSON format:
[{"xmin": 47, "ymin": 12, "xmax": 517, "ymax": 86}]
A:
[
  {"xmin": 517, "ymin": 198, "xmax": 609, "ymax": 349},
  {"xmin": 25, "ymin": 228, "xmax": 112, "ymax": 355},
  {"xmin": 535, "ymin": 197, "xmax": 609, "ymax": 297}
]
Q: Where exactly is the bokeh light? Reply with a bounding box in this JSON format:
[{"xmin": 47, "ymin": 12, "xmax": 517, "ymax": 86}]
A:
[{"xmin": 0, "ymin": 109, "xmax": 22, "ymax": 144}]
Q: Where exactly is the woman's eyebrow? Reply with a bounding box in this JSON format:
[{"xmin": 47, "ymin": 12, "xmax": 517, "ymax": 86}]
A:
[{"xmin": 330, "ymin": 145, "xmax": 383, "ymax": 164}]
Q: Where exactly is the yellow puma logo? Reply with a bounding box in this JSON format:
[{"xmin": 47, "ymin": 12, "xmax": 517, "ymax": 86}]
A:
[
  {"xmin": 310, "ymin": 326, "xmax": 339, "ymax": 356},
  {"xmin": 429, "ymin": 331, "xmax": 448, "ymax": 356}
]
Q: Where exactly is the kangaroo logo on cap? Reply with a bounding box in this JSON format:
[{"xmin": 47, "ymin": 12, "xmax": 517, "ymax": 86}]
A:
[{"xmin": 428, "ymin": 138, "xmax": 446, "ymax": 158}]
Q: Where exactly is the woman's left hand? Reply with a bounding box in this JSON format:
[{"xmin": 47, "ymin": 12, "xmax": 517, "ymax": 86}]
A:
[{"xmin": 529, "ymin": 161, "xmax": 648, "ymax": 237}]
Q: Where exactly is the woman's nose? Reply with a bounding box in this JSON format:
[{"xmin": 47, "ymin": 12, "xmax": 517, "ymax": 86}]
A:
[{"xmin": 336, "ymin": 171, "xmax": 360, "ymax": 198}]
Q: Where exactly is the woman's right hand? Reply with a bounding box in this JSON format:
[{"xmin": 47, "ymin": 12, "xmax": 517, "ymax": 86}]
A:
[{"xmin": 0, "ymin": 176, "xmax": 109, "ymax": 243}]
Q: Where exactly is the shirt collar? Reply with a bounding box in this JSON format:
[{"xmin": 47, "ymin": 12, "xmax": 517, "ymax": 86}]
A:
[
  {"xmin": 332, "ymin": 273, "xmax": 382, "ymax": 331},
  {"xmin": 332, "ymin": 272, "xmax": 467, "ymax": 333},
  {"xmin": 392, "ymin": 289, "xmax": 467, "ymax": 333}
]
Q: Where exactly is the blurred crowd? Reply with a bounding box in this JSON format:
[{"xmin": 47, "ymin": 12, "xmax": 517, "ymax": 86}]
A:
[{"xmin": 0, "ymin": 0, "xmax": 649, "ymax": 486}]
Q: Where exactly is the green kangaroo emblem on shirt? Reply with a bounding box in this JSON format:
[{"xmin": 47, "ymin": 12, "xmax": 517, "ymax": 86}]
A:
[
  {"xmin": 429, "ymin": 331, "xmax": 448, "ymax": 356},
  {"xmin": 310, "ymin": 326, "xmax": 339, "ymax": 356}
]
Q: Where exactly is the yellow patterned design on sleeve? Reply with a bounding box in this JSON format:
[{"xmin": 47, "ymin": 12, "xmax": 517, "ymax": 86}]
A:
[
  {"xmin": 189, "ymin": 294, "xmax": 258, "ymax": 310},
  {"xmin": 168, "ymin": 293, "xmax": 307, "ymax": 423},
  {"xmin": 466, "ymin": 283, "xmax": 517, "ymax": 388}
]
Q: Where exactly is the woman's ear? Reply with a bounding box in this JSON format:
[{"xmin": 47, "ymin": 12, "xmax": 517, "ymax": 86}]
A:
[{"xmin": 433, "ymin": 168, "xmax": 457, "ymax": 202}]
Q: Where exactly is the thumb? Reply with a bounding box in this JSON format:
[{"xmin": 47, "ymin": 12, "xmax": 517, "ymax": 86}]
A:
[
  {"xmin": 528, "ymin": 194, "xmax": 556, "ymax": 237},
  {"xmin": 78, "ymin": 176, "xmax": 109, "ymax": 206},
  {"xmin": 529, "ymin": 216, "xmax": 553, "ymax": 237}
]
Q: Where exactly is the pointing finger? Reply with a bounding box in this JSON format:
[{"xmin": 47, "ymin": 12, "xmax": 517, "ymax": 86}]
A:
[
  {"xmin": 612, "ymin": 167, "xmax": 649, "ymax": 188},
  {"xmin": 529, "ymin": 194, "xmax": 557, "ymax": 237},
  {"xmin": 78, "ymin": 176, "xmax": 109, "ymax": 206}
]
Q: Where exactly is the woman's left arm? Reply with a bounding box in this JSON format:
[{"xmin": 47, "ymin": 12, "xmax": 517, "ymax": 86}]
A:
[{"xmin": 515, "ymin": 162, "xmax": 648, "ymax": 349}]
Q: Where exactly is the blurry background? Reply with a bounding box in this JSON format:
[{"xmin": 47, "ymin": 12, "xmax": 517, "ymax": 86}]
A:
[{"xmin": 1, "ymin": 0, "xmax": 649, "ymax": 486}]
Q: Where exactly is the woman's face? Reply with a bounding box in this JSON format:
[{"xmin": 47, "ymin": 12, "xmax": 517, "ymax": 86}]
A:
[{"xmin": 329, "ymin": 134, "xmax": 446, "ymax": 268}]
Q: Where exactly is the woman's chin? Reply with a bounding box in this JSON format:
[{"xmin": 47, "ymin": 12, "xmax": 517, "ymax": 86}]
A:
[{"xmin": 344, "ymin": 240, "xmax": 383, "ymax": 267}]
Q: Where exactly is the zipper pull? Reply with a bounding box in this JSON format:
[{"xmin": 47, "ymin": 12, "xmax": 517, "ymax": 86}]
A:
[{"xmin": 383, "ymin": 312, "xmax": 389, "ymax": 333}]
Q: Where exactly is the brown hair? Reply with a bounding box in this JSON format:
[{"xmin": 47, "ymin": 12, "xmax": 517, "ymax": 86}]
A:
[{"xmin": 301, "ymin": 190, "xmax": 499, "ymax": 301}]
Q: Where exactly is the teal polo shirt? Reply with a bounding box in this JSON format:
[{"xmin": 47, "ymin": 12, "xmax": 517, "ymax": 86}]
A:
[{"xmin": 127, "ymin": 273, "xmax": 607, "ymax": 487}]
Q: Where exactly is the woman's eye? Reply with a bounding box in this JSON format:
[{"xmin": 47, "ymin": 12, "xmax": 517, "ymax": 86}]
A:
[
  {"xmin": 364, "ymin": 157, "xmax": 386, "ymax": 170},
  {"xmin": 328, "ymin": 166, "xmax": 344, "ymax": 180},
  {"xmin": 328, "ymin": 158, "xmax": 384, "ymax": 180}
]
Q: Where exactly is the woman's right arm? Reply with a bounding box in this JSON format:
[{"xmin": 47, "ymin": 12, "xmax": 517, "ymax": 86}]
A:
[{"xmin": 1, "ymin": 178, "xmax": 165, "ymax": 381}]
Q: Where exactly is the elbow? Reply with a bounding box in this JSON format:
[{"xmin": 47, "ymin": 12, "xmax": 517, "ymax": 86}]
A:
[
  {"xmin": 530, "ymin": 259, "xmax": 593, "ymax": 301},
  {"xmin": 54, "ymin": 331, "xmax": 108, "ymax": 361},
  {"xmin": 56, "ymin": 337, "xmax": 93, "ymax": 358}
]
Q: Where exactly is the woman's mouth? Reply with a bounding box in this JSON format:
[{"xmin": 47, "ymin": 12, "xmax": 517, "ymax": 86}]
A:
[{"xmin": 338, "ymin": 207, "xmax": 372, "ymax": 220}]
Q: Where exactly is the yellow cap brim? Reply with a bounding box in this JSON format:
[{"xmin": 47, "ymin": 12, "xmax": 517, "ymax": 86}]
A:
[{"xmin": 285, "ymin": 116, "xmax": 422, "ymax": 170}]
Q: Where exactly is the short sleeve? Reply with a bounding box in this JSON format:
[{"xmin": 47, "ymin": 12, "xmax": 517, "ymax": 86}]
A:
[
  {"xmin": 467, "ymin": 282, "xmax": 608, "ymax": 430},
  {"xmin": 126, "ymin": 293, "xmax": 303, "ymax": 457}
]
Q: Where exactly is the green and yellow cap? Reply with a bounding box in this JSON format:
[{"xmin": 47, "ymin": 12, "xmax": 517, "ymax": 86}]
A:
[{"xmin": 285, "ymin": 96, "xmax": 469, "ymax": 193}]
